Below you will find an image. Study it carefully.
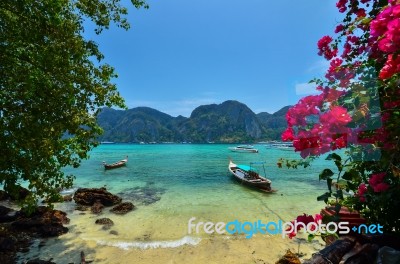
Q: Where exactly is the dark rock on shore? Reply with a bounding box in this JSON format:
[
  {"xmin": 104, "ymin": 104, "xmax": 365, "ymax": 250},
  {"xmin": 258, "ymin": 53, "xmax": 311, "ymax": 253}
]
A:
[
  {"xmin": 110, "ymin": 202, "xmax": 134, "ymax": 215},
  {"xmin": 75, "ymin": 204, "xmax": 89, "ymax": 211},
  {"xmin": 12, "ymin": 206, "xmax": 69, "ymax": 237},
  {"xmin": 91, "ymin": 200, "xmax": 104, "ymax": 214},
  {"xmin": 0, "ymin": 227, "xmax": 32, "ymax": 263},
  {"xmin": 63, "ymin": 194, "xmax": 73, "ymax": 202},
  {"xmin": 74, "ymin": 187, "xmax": 122, "ymax": 206},
  {"xmin": 0, "ymin": 205, "xmax": 69, "ymax": 263},
  {"xmin": 0, "ymin": 206, "xmax": 17, "ymax": 223},
  {"xmin": 275, "ymin": 249, "xmax": 301, "ymax": 264},
  {"xmin": 95, "ymin": 218, "xmax": 114, "ymax": 226}
]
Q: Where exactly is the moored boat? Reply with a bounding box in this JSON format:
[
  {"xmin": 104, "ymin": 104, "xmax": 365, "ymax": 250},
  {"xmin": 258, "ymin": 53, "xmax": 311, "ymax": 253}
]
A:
[
  {"xmin": 103, "ymin": 156, "xmax": 128, "ymax": 170},
  {"xmin": 228, "ymin": 145, "xmax": 259, "ymax": 153},
  {"xmin": 266, "ymin": 142, "xmax": 294, "ymax": 151},
  {"xmin": 228, "ymin": 160, "xmax": 274, "ymax": 192}
]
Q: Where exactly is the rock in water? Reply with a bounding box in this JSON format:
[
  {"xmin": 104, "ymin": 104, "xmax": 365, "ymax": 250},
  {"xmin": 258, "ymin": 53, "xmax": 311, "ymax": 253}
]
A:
[
  {"xmin": 73, "ymin": 187, "xmax": 122, "ymax": 206},
  {"xmin": 91, "ymin": 200, "xmax": 104, "ymax": 214},
  {"xmin": 95, "ymin": 218, "xmax": 114, "ymax": 226},
  {"xmin": 110, "ymin": 202, "xmax": 135, "ymax": 215},
  {"xmin": 275, "ymin": 250, "xmax": 301, "ymax": 264}
]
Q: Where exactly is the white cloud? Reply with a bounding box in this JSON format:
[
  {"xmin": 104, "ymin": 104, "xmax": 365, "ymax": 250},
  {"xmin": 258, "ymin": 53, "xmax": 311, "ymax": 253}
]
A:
[
  {"xmin": 308, "ymin": 60, "xmax": 329, "ymax": 74},
  {"xmin": 295, "ymin": 82, "xmax": 319, "ymax": 95}
]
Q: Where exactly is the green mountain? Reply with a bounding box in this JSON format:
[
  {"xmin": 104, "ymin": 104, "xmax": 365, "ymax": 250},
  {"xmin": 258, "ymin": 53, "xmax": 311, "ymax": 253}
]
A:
[
  {"xmin": 257, "ymin": 105, "xmax": 291, "ymax": 141},
  {"xmin": 97, "ymin": 100, "xmax": 290, "ymax": 143}
]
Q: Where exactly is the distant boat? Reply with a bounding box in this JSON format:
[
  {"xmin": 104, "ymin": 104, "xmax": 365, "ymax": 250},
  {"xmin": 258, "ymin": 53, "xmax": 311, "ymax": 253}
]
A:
[
  {"xmin": 266, "ymin": 142, "xmax": 294, "ymax": 151},
  {"xmin": 103, "ymin": 156, "xmax": 128, "ymax": 170},
  {"xmin": 228, "ymin": 160, "xmax": 274, "ymax": 192},
  {"xmin": 228, "ymin": 145, "xmax": 259, "ymax": 153},
  {"xmin": 101, "ymin": 141, "xmax": 115, "ymax": 144}
]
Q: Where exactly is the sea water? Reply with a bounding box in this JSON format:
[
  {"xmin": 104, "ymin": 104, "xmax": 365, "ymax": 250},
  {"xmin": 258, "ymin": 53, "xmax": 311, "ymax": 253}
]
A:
[{"xmin": 18, "ymin": 144, "xmax": 337, "ymax": 263}]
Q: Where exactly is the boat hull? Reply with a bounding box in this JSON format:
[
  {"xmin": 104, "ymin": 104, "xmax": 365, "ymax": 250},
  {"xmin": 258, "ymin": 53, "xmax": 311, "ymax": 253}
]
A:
[
  {"xmin": 103, "ymin": 157, "xmax": 128, "ymax": 170},
  {"xmin": 228, "ymin": 160, "xmax": 273, "ymax": 192},
  {"xmin": 104, "ymin": 162, "xmax": 126, "ymax": 170}
]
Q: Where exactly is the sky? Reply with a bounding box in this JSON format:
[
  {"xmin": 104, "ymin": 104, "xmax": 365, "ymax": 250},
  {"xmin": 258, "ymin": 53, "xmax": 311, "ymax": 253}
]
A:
[{"xmin": 85, "ymin": 0, "xmax": 341, "ymax": 117}]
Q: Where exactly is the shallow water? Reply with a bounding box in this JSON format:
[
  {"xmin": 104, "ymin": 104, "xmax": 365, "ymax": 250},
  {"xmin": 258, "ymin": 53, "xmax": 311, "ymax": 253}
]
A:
[{"xmin": 18, "ymin": 144, "xmax": 336, "ymax": 263}]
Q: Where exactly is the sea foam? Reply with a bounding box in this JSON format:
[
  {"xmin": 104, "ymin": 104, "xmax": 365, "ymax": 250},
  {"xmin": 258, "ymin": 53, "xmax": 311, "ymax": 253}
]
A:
[{"xmin": 96, "ymin": 236, "xmax": 201, "ymax": 250}]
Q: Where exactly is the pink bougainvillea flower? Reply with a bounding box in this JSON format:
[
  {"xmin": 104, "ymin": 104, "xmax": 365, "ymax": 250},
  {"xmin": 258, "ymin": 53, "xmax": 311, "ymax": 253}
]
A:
[
  {"xmin": 282, "ymin": 127, "xmax": 294, "ymax": 142},
  {"xmin": 379, "ymin": 53, "xmax": 400, "ymax": 79},
  {"xmin": 296, "ymin": 214, "xmax": 315, "ymax": 226},
  {"xmin": 317, "ymin": 36, "xmax": 337, "ymax": 60},
  {"xmin": 373, "ymin": 182, "xmax": 390, "ymax": 193},
  {"xmin": 370, "ymin": 7, "xmax": 393, "ymax": 37},
  {"xmin": 314, "ymin": 214, "xmax": 323, "ymax": 224},
  {"xmin": 369, "ymin": 172, "xmax": 387, "ymax": 186},
  {"xmin": 356, "ymin": 8, "xmax": 367, "ymax": 18},
  {"xmin": 335, "ymin": 24, "xmax": 344, "ymax": 33},
  {"xmin": 357, "ymin": 183, "xmax": 367, "ymax": 202},
  {"xmin": 336, "ymin": 0, "xmax": 348, "ymax": 13},
  {"xmin": 330, "ymin": 106, "xmax": 352, "ymax": 124}
]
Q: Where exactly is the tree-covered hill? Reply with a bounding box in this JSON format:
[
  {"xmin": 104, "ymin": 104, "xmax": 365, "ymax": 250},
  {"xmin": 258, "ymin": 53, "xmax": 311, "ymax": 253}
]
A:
[{"xmin": 97, "ymin": 101, "xmax": 290, "ymax": 143}]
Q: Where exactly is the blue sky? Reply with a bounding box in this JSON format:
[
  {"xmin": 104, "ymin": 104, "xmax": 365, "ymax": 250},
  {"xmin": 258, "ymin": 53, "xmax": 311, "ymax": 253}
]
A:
[{"xmin": 87, "ymin": 0, "xmax": 341, "ymax": 117}]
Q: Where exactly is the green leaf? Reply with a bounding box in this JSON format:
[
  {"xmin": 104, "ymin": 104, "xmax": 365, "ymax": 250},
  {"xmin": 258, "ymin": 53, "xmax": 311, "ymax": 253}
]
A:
[
  {"xmin": 307, "ymin": 234, "xmax": 315, "ymax": 242},
  {"xmin": 317, "ymin": 192, "xmax": 331, "ymax": 203},
  {"xmin": 326, "ymin": 153, "xmax": 342, "ymax": 161},
  {"xmin": 319, "ymin": 169, "xmax": 334, "ymax": 180}
]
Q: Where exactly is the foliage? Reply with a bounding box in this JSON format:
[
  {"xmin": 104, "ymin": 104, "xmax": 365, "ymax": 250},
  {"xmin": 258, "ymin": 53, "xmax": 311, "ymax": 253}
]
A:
[
  {"xmin": 0, "ymin": 0, "xmax": 147, "ymax": 210},
  {"xmin": 280, "ymin": 0, "xmax": 400, "ymax": 234}
]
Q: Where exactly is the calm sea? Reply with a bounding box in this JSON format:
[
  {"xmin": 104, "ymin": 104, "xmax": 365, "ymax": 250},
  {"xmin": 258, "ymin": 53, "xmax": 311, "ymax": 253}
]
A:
[{"xmin": 19, "ymin": 144, "xmax": 337, "ymax": 263}]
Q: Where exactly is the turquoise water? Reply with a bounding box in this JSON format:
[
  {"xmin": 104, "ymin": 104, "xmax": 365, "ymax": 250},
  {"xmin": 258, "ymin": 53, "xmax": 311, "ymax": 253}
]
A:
[
  {"xmin": 62, "ymin": 144, "xmax": 334, "ymax": 227},
  {"xmin": 19, "ymin": 144, "xmax": 337, "ymax": 263}
]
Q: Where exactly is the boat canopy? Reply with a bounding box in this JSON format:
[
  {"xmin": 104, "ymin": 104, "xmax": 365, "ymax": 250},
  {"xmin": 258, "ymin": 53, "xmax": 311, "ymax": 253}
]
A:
[
  {"xmin": 237, "ymin": 164, "xmax": 254, "ymax": 171},
  {"xmin": 237, "ymin": 162, "xmax": 266, "ymax": 172}
]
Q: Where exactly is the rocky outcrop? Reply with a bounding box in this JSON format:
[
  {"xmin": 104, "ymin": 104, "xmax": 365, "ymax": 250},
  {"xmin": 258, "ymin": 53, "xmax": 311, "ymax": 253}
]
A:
[
  {"xmin": 0, "ymin": 205, "xmax": 69, "ymax": 263},
  {"xmin": 12, "ymin": 206, "xmax": 69, "ymax": 237},
  {"xmin": 110, "ymin": 202, "xmax": 134, "ymax": 215},
  {"xmin": 73, "ymin": 187, "xmax": 122, "ymax": 206}
]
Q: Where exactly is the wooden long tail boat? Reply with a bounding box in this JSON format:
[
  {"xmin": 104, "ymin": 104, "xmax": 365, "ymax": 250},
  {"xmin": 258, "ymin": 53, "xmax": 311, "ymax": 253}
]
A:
[
  {"xmin": 103, "ymin": 156, "xmax": 128, "ymax": 170},
  {"xmin": 228, "ymin": 160, "xmax": 274, "ymax": 192}
]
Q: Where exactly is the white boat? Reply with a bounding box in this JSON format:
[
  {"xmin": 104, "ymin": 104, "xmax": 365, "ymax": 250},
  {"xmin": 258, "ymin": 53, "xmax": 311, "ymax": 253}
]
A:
[
  {"xmin": 228, "ymin": 145, "xmax": 259, "ymax": 153},
  {"xmin": 266, "ymin": 142, "xmax": 294, "ymax": 151}
]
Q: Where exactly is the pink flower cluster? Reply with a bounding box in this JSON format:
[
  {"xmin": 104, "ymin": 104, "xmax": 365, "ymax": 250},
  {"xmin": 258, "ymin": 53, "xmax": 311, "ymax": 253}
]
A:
[
  {"xmin": 318, "ymin": 36, "xmax": 338, "ymax": 60},
  {"xmin": 325, "ymin": 58, "xmax": 355, "ymax": 87},
  {"xmin": 370, "ymin": 3, "xmax": 400, "ymax": 79},
  {"xmin": 357, "ymin": 172, "xmax": 390, "ymax": 202},
  {"xmin": 283, "ymin": 89, "xmax": 352, "ymax": 158},
  {"xmin": 287, "ymin": 214, "xmax": 322, "ymax": 239},
  {"xmin": 336, "ymin": 0, "xmax": 348, "ymax": 13}
]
